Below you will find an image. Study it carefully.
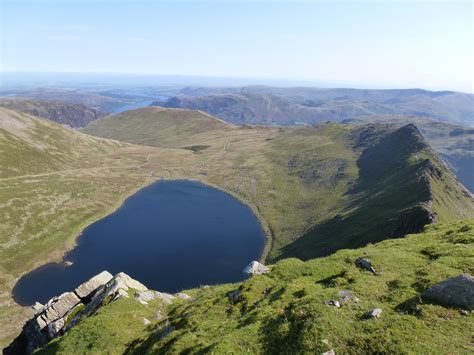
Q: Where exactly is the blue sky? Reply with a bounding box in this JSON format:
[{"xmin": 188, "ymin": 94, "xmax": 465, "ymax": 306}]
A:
[{"xmin": 1, "ymin": 0, "xmax": 473, "ymax": 92}]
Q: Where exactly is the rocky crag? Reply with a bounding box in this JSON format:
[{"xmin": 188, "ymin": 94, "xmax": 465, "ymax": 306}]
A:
[{"xmin": 3, "ymin": 271, "xmax": 190, "ymax": 354}]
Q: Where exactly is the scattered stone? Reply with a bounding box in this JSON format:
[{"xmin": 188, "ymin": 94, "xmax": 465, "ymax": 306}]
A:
[
  {"xmin": 365, "ymin": 308, "xmax": 382, "ymax": 319},
  {"xmin": 74, "ymin": 271, "xmax": 113, "ymax": 299},
  {"xmin": 176, "ymin": 293, "xmax": 192, "ymax": 300},
  {"xmin": 355, "ymin": 257, "xmax": 376, "ymax": 274},
  {"xmin": 338, "ymin": 290, "xmax": 359, "ymax": 305},
  {"xmin": 243, "ymin": 261, "xmax": 270, "ymax": 275},
  {"xmin": 63, "ymin": 261, "xmax": 73, "ymax": 267},
  {"xmin": 460, "ymin": 310, "xmax": 470, "ymax": 316},
  {"xmin": 135, "ymin": 290, "xmax": 175, "ymax": 305},
  {"xmin": 32, "ymin": 302, "xmax": 43, "ymax": 312},
  {"xmin": 421, "ymin": 274, "xmax": 474, "ymax": 309},
  {"xmin": 325, "ymin": 300, "xmax": 341, "ymax": 308},
  {"xmin": 143, "ymin": 318, "xmax": 151, "ymax": 325},
  {"xmin": 228, "ymin": 289, "xmax": 242, "ymax": 303}
]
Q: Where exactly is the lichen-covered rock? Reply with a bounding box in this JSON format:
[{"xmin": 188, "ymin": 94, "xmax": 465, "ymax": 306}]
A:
[
  {"xmin": 243, "ymin": 261, "xmax": 269, "ymax": 275},
  {"xmin": 421, "ymin": 274, "xmax": 474, "ymax": 309},
  {"xmin": 74, "ymin": 271, "xmax": 113, "ymax": 299}
]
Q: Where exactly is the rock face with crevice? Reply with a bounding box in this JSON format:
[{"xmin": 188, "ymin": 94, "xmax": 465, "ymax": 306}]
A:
[{"xmin": 3, "ymin": 271, "xmax": 152, "ymax": 354}]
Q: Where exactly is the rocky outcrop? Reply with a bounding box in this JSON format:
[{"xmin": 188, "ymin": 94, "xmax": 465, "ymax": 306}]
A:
[
  {"xmin": 4, "ymin": 272, "xmax": 155, "ymax": 354},
  {"xmin": 421, "ymin": 274, "xmax": 474, "ymax": 309},
  {"xmin": 243, "ymin": 261, "xmax": 270, "ymax": 275}
]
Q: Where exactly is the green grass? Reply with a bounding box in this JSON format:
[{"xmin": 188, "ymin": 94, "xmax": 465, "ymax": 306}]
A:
[
  {"xmin": 1, "ymin": 107, "xmax": 473, "ymax": 348},
  {"xmin": 39, "ymin": 219, "xmax": 474, "ymax": 354}
]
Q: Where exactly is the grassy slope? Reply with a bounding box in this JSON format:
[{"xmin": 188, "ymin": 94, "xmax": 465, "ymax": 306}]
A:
[
  {"xmin": 83, "ymin": 107, "xmax": 233, "ymax": 148},
  {"xmin": 1, "ymin": 107, "xmax": 473, "ymax": 347},
  {"xmin": 0, "ymin": 108, "xmax": 202, "ymax": 346},
  {"xmin": 40, "ymin": 219, "xmax": 474, "ymax": 354}
]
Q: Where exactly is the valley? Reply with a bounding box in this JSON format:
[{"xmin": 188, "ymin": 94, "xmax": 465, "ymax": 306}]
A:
[{"xmin": 0, "ymin": 105, "xmax": 473, "ymax": 350}]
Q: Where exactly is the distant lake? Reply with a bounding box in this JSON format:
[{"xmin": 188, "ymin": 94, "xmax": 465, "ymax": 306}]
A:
[
  {"xmin": 13, "ymin": 180, "xmax": 265, "ymax": 306},
  {"xmin": 111, "ymin": 99, "xmax": 162, "ymax": 113}
]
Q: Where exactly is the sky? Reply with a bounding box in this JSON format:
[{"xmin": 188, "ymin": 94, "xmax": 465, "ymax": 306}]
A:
[{"xmin": 1, "ymin": 0, "xmax": 473, "ymax": 92}]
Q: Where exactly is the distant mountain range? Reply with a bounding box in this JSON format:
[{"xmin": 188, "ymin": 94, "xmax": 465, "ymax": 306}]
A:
[{"xmin": 155, "ymin": 86, "xmax": 474, "ymax": 127}]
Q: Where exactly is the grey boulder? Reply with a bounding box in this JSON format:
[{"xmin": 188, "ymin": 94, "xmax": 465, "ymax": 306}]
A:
[{"xmin": 421, "ymin": 274, "xmax": 474, "ymax": 309}]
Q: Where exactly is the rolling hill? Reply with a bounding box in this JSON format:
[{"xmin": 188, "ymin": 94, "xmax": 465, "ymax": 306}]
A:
[
  {"xmin": 0, "ymin": 98, "xmax": 105, "ymax": 128},
  {"xmin": 83, "ymin": 106, "xmax": 233, "ymax": 148},
  {"xmin": 1, "ymin": 106, "xmax": 473, "ymax": 349}
]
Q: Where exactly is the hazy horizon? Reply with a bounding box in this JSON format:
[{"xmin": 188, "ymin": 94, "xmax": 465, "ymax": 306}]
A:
[
  {"xmin": 2, "ymin": 0, "xmax": 473, "ymax": 93},
  {"xmin": 1, "ymin": 71, "xmax": 473, "ymax": 94}
]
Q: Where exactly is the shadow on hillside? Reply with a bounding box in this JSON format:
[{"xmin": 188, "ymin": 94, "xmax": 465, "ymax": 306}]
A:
[{"xmin": 278, "ymin": 125, "xmax": 435, "ymax": 261}]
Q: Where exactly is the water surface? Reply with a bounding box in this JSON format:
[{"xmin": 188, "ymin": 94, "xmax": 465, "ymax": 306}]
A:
[{"xmin": 13, "ymin": 180, "xmax": 265, "ymax": 305}]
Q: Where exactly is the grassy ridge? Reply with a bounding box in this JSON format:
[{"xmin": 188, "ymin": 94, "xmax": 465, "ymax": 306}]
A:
[
  {"xmin": 344, "ymin": 115, "xmax": 474, "ymax": 192},
  {"xmin": 40, "ymin": 219, "xmax": 474, "ymax": 354}
]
